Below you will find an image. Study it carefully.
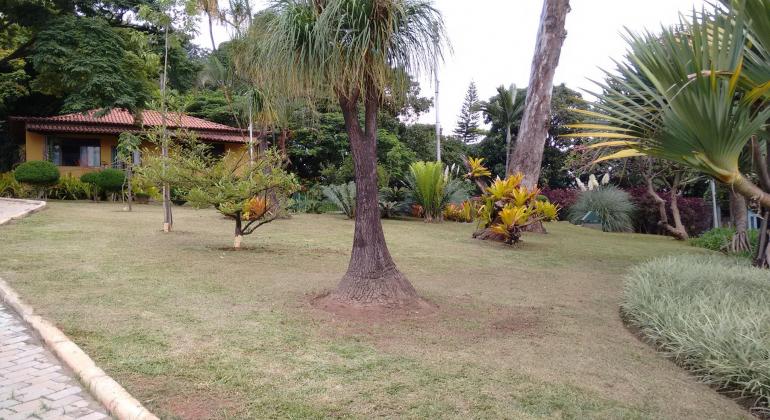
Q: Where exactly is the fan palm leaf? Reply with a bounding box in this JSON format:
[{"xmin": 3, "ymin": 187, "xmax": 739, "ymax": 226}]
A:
[{"xmin": 570, "ymin": 5, "xmax": 770, "ymax": 205}]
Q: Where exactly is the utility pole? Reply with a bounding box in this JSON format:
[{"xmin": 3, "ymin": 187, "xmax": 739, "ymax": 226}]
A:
[{"xmin": 434, "ymin": 29, "xmax": 441, "ymax": 163}]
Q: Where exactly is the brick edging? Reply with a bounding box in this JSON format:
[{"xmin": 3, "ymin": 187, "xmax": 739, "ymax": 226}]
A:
[
  {"xmin": 0, "ymin": 279, "xmax": 158, "ymax": 420},
  {"xmin": 0, "ymin": 198, "xmax": 47, "ymax": 226},
  {"xmin": 0, "ymin": 199, "xmax": 158, "ymax": 419}
]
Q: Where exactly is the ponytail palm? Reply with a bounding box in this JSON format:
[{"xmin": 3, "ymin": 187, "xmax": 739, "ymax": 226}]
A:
[
  {"xmin": 256, "ymin": 0, "xmax": 447, "ymax": 306},
  {"xmin": 570, "ymin": 5, "xmax": 770, "ymax": 207}
]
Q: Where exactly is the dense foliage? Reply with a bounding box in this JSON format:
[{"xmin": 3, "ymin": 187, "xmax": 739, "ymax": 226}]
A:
[
  {"xmin": 627, "ymin": 187, "xmax": 712, "ymax": 237},
  {"xmin": 691, "ymin": 227, "xmax": 760, "ymax": 257},
  {"xmin": 322, "ymin": 182, "xmax": 356, "ymax": 219},
  {"xmin": 406, "ymin": 161, "xmax": 467, "ymax": 222},
  {"xmin": 13, "ymin": 160, "xmax": 59, "ymax": 185},
  {"xmin": 623, "ymin": 254, "xmax": 770, "ymax": 412}
]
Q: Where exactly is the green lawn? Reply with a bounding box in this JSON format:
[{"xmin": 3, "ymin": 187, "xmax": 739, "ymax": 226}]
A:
[{"xmin": 0, "ymin": 202, "xmax": 749, "ymax": 419}]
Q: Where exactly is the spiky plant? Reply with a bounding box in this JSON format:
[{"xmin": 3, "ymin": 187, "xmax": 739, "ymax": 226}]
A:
[
  {"xmin": 406, "ymin": 161, "xmax": 467, "ymax": 222},
  {"xmin": 323, "ymin": 182, "xmax": 356, "ymax": 219},
  {"xmin": 568, "ymin": 186, "xmax": 635, "ymax": 233},
  {"xmin": 253, "ymin": 0, "xmax": 447, "ymax": 306}
]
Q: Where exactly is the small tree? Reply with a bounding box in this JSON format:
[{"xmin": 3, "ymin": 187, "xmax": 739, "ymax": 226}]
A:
[
  {"xmin": 14, "ymin": 161, "xmax": 60, "ymax": 199},
  {"xmin": 454, "ymin": 81, "xmax": 481, "ymax": 143},
  {"xmin": 137, "ymin": 136, "xmax": 298, "ymax": 248},
  {"xmin": 117, "ymin": 132, "xmax": 141, "ymax": 211}
]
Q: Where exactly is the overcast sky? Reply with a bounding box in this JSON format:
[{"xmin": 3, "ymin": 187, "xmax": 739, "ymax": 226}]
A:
[{"xmin": 194, "ymin": 0, "xmax": 708, "ymax": 131}]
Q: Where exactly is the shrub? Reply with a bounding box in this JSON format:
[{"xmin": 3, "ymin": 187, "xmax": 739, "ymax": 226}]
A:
[
  {"xmin": 568, "ymin": 186, "xmax": 635, "ymax": 232},
  {"xmin": 0, "ymin": 172, "xmax": 24, "ymax": 197},
  {"xmin": 323, "ymin": 182, "xmax": 356, "ymax": 219},
  {"xmin": 690, "ymin": 227, "xmax": 759, "ymax": 257},
  {"xmin": 622, "ymin": 254, "xmax": 770, "ymax": 412},
  {"xmin": 541, "ymin": 188, "xmax": 579, "ymax": 216},
  {"xmin": 94, "ymin": 168, "xmax": 125, "ymax": 193},
  {"xmin": 406, "ymin": 161, "xmax": 467, "ymax": 222},
  {"xmin": 49, "ymin": 175, "xmax": 91, "ymax": 200},
  {"xmin": 627, "ymin": 187, "xmax": 712, "ymax": 236},
  {"xmin": 444, "ymin": 200, "xmax": 477, "ymax": 223},
  {"xmin": 14, "ymin": 161, "xmax": 60, "ymax": 198}
]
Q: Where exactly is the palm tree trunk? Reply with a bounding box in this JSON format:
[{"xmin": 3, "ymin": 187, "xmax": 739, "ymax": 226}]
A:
[
  {"xmin": 161, "ymin": 24, "xmax": 173, "ymax": 232},
  {"xmin": 208, "ymin": 13, "xmax": 217, "ymax": 52},
  {"xmin": 508, "ymin": 0, "xmax": 570, "ymax": 188},
  {"xmin": 331, "ymin": 89, "xmax": 418, "ymax": 306},
  {"xmin": 504, "ymin": 125, "xmax": 512, "ymax": 175},
  {"xmin": 728, "ymin": 190, "xmax": 750, "ymax": 253}
]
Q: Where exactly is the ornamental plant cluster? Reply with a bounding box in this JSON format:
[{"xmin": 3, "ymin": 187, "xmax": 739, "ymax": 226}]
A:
[{"xmin": 466, "ymin": 157, "xmax": 559, "ymax": 245}]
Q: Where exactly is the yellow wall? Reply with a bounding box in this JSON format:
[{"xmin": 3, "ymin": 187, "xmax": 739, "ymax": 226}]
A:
[
  {"xmin": 25, "ymin": 131, "xmax": 119, "ymax": 178},
  {"xmin": 25, "ymin": 129, "xmax": 248, "ymax": 178}
]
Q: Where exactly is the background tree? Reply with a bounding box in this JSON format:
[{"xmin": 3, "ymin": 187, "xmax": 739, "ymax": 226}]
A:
[
  {"xmin": 257, "ymin": 0, "xmax": 447, "ymax": 307},
  {"xmin": 509, "ymin": 0, "xmax": 570, "ymax": 187},
  {"xmin": 454, "ymin": 81, "xmax": 481, "ymax": 143},
  {"xmin": 478, "ymin": 84, "xmax": 523, "ymax": 175}
]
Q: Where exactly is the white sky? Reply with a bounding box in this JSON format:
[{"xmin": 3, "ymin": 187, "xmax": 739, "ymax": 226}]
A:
[{"xmin": 193, "ymin": 0, "xmax": 708, "ymax": 131}]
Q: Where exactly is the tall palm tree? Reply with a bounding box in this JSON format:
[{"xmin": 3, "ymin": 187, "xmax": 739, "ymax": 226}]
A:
[
  {"xmin": 198, "ymin": 0, "xmax": 220, "ymax": 51},
  {"xmin": 570, "ymin": 2, "xmax": 770, "ymax": 265},
  {"xmin": 478, "ymin": 84, "xmax": 524, "ymax": 175},
  {"xmin": 256, "ymin": 0, "xmax": 446, "ymax": 306}
]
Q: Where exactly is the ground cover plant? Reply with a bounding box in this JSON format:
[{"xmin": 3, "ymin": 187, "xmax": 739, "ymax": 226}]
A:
[
  {"xmin": 622, "ymin": 254, "xmax": 770, "ymax": 415},
  {"xmin": 0, "ymin": 202, "xmax": 749, "ymax": 419}
]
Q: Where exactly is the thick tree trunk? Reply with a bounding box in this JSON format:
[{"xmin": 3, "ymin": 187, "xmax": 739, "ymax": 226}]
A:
[
  {"xmin": 728, "ymin": 190, "xmax": 751, "ymax": 253},
  {"xmin": 508, "ymin": 0, "xmax": 570, "ymax": 188},
  {"xmin": 330, "ymin": 89, "xmax": 418, "ymax": 307}
]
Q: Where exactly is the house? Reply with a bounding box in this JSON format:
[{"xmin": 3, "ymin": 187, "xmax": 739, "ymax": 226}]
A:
[{"xmin": 10, "ymin": 109, "xmax": 249, "ymax": 177}]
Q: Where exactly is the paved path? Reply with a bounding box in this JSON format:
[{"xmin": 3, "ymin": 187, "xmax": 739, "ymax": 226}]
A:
[
  {"xmin": 0, "ymin": 306, "xmax": 108, "ymax": 419},
  {"xmin": 0, "ymin": 199, "xmax": 109, "ymax": 419},
  {"xmin": 0, "ymin": 199, "xmax": 44, "ymax": 226}
]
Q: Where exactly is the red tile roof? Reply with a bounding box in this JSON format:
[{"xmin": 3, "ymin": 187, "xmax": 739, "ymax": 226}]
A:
[{"xmin": 15, "ymin": 109, "xmax": 249, "ymax": 143}]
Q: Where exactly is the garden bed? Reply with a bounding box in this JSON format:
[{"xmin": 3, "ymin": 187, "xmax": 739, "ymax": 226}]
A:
[{"xmin": 622, "ymin": 254, "xmax": 770, "ymax": 417}]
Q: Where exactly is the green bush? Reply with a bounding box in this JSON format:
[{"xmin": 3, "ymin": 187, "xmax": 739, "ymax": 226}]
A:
[
  {"xmin": 322, "ymin": 182, "xmax": 356, "ymax": 219},
  {"xmin": 49, "ymin": 175, "xmax": 91, "ymax": 200},
  {"xmin": 14, "ymin": 161, "xmax": 60, "ymax": 186},
  {"xmin": 80, "ymin": 172, "xmax": 100, "ymax": 186},
  {"xmin": 0, "ymin": 172, "xmax": 23, "ymax": 197},
  {"xmin": 406, "ymin": 161, "xmax": 468, "ymax": 222},
  {"xmin": 94, "ymin": 168, "xmax": 125, "ymax": 193},
  {"xmin": 690, "ymin": 227, "xmax": 759, "ymax": 256},
  {"xmin": 568, "ymin": 186, "xmax": 635, "ymax": 232},
  {"xmin": 622, "ymin": 254, "xmax": 770, "ymax": 411}
]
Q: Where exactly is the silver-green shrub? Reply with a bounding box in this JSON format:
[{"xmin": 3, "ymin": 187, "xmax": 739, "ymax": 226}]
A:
[
  {"xmin": 622, "ymin": 254, "xmax": 770, "ymax": 411},
  {"xmin": 568, "ymin": 185, "xmax": 635, "ymax": 232}
]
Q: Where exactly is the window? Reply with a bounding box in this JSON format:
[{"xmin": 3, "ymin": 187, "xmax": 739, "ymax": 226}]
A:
[{"xmin": 46, "ymin": 137, "xmax": 101, "ymax": 167}]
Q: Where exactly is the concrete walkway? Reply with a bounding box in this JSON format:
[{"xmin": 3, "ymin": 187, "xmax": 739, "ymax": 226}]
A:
[
  {"xmin": 0, "ymin": 199, "xmax": 45, "ymax": 226},
  {"xmin": 0, "ymin": 306, "xmax": 107, "ymax": 419},
  {"xmin": 0, "ymin": 199, "xmax": 108, "ymax": 419}
]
